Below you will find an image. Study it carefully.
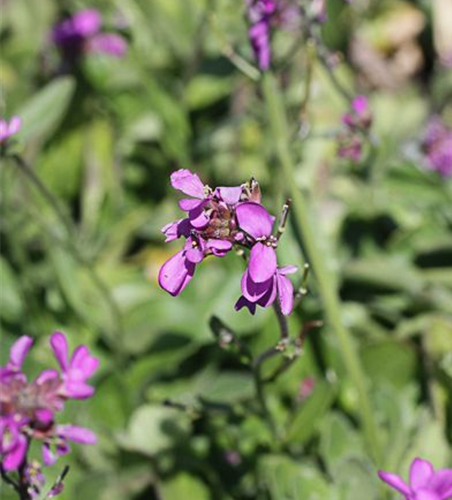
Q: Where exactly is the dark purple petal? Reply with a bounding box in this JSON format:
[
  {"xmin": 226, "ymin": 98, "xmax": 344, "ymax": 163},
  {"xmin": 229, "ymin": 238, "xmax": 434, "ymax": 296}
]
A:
[
  {"xmin": 58, "ymin": 425, "xmax": 97, "ymax": 445},
  {"xmin": 188, "ymin": 204, "xmax": 210, "ymax": 229},
  {"xmin": 9, "ymin": 336, "xmax": 33, "ymax": 370},
  {"xmin": 236, "ymin": 202, "xmax": 274, "ymax": 238},
  {"xmin": 410, "ymin": 458, "xmax": 434, "ymax": 489},
  {"xmin": 427, "ymin": 469, "xmax": 452, "ymax": 498},
  {"xmin": 277, "ymin": 273, "xmax": 294, "ymax": 316},
  {"xmin": 215, "ymin": 186, "xmax": 243, "ymax": 205},
  {"xmin": 256, "ymin": 277, "xmax": 277, "ymax": 308},
  {"xmin": 170, "ymin": 169, "xmax": 205, "ymax": 198},
  {"xmin": 249, "ymin": 242, "xmax": 277, "ymax": 283},
  {"xmin": 206, "ymin": 239, "xmax": 233, "ymax": 257},
  {"xmin": 162, "ymin": 218, "xmax": 191, "ymax": 242},
  {"xmin": 378, "ymin": 471, "xmax": 410, "ymax": 495},
  {"xmin": 158, "ymin": 250, "xmax": 195, "ymax": 296},
  {"xmin": 88, "ymin": 33, "xmax": 127, "ymax": 57},
  {"xmin": 50, "ymin": 332, "xmax": 69, "ymax": 371},
  {"xmin": 241, "ymin": 269, "xmax": 273, "ymax": 302},
  {"xmin": 234, "ymin": 296, "xmax": 257, "ymax": 315}
]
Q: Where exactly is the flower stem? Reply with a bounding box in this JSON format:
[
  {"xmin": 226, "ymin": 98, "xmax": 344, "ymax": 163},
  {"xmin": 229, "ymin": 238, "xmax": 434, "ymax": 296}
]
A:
[{"xmin": 262, "ymin": 71, "xmax": 381, "ymax": 463}]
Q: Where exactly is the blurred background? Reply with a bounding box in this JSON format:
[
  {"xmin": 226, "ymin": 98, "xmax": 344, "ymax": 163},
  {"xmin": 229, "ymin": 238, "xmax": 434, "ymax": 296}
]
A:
[{"xmin": 1, "ymin": 0, "xmax": 451, "ymax": 499}]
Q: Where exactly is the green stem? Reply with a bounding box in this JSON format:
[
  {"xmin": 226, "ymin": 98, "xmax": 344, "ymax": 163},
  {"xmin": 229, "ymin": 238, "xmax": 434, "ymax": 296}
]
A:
[{"xmin": 262, "ymin": 71, "xmax": 381, "ymax": 463}]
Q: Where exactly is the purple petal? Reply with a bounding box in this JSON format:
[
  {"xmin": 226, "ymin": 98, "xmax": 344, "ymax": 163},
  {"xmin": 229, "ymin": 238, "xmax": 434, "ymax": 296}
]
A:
[
  {"xmin": 277, "ymin": 273, "xmax": 294, "ymax": 316},
  {"xmin": 279, "ymin": 265, "xmax": 298, "ymax": 276},
  {"xmin": 35, "ymin": 369, "xmax": 60, "ymax": 385},
  {"xmin": 35, "ymin": 409, "xmax": 54, "ymax": 426},
  {"xmin": 70, "ymin": 346, "xmax": 99, "ymax": 378},
  {"xmin": 410, "ymin": 458, "xmax": 434, "ymax": 489},
  {"xmin": 414, "ymin": 491, "xmax": 440, "ymax": 500},
  {"xmin": 378, "ymin": 471, "xmax": 410, "ymax": 495},
  {"xmin": 61, "ymin": 381, "xmax": 95, "ymax": 399},
  {"xmin": 215, "ymin": 186, "xmax": 243, "ymax": 205},
  {"xmin": 185, "ymin": 245, "xmax": 204, "ymax": 264},
  {"xmin": 206, "ymin": 239, "xmax": 233, "ymax": 257},
  {"xmin": 58, "ymin": 425, "xmax": 97, "ymax": 445},
  {"xmin": 427, "ymin": 469, "xmax": 452, "ymax": 498},
  {"xmin": 8, "ymin": 116, "xmax": 21, "ymax": 135},
  {"xmin": 88, "ymin": 33, "xmax": 127, "ymax": 57},
  {"xmin": 236, "ymin": 202, "xmax": 274, "ymax": 238},
  {"xmin": 43, "ymin": 442, "xmax": 58, "ymax": 466},
  {"xmin": 170, "ymin": 169, "xmax": 205, "ymax": 198},
  {"xmin": 3, "ymin": 434, "xmax": 27, "ymax": 471},
  {"xmin": 248, "ymin": 242, "xmax": 277, "ymax": 283},
  {"xmin": 352, "ymin": 95, "xmax": 369, "ymax": 116},
  {"xmin": 162, "ymin": 218, "xmax": 191, "ymax": 242},
  {"xmin": 158, "ymin": 250, "xmax": 195, "ymax": 296},
  {"xmin": 71, "ymin": 9, "xmax": 102, "ymax": 37},
  {"xmin": 234, "ymin": 296, "xmax": 257, "ymax": 315},
  {"xmin": 241, "ymin": 269, "xmax": 273, "ymax": 302},
  {"xmin": 188, "ymin": 204, "xmax": 210, "ymax": 229},
  {"xmin": 178, "ymin": 198, "xmax": 204, "ymax": 211},
  {"xmin": 256, "ymin": 277, "xmax": 277, "ymax": 308},
  {"xmin": 9, "ymin": 336, "xmax": 33, "ymax": 370},
  {"xmin": 50, "ymin": 332, "xmax": 69, "ymax": 371}
]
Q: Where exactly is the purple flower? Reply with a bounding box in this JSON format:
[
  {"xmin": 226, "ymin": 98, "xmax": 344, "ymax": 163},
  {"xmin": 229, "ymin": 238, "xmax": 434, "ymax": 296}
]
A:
[
  {"xmin": 52, "ymin": 9, "xmax": 127, "ymax": 62},
  {"xmin": 342, "ymin": 95, "xmax": 372, "ymax": 130},
  {"xmin": 50, "ymin": 331, "xmax": 99, "ymax": 399},
  {"xmin": 245, "ymin": 0, "xmax": 300, "ymax": 71},
  {"xmin": 422, "ymin": 116, "xmax": 452, "ymax": 177},
  {"xmin": 0, "ymin": 116, "xmax": 21, "ymax": 144},
  {"xmin": 379, "ymin": 457, "xmax": 452, "ymax": 500},
  {"xmin": 1, "ymin": 332, "xmax": 98, "ymax": 482}
]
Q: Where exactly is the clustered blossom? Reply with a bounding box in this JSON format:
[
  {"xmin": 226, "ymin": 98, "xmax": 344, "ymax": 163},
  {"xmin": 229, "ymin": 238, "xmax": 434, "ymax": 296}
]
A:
[
  {"xmin": 245, "ymin": 0, "xmax": 300, "ymax": 71},
  {"xmin": 52, "ymin": 9, "xmax": 127, "ymax": 62},
  {"xmin": 0, "ymin": 116, "xmax": 21, "ymax": 145},
  {"xmin": 159, "ymin": 169, "xmax": 297, "ymax": 316},
  {"xmin": 379, "ymin": 457, "xmax": 452, "ymax": 500},
  {"xmin": 421, "ymin": 116, "xmax": 452, "ymax": 178},
  {"xmin": 0, "ymin": 333, "xmax": 98, "ymax": 497},
  {"xmin": 337, "ymin": 95, "xmax": 372, "ymax": 162}
]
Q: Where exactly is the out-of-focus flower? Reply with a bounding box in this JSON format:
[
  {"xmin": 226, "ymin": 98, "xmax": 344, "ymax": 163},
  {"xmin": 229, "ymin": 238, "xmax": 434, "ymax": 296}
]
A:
[
  {"xmin": 52, "ymin": 8, "xmax": 127, "ymax": 62},
  {"xmin": 0, "ymin": 116, "xmax": 21, "ymax": 145},
  {"xmin": 421, "ymin": 116, "xmax": 452, "ymax": 177},
  {"xmin": 298, "ymin": 377, "xmax": 315, "ymax": 401},
  {"xmin": 337, "ymin": 95, "xmax": 372, "ymax": 163},
  {"xmin": 0, "ymin": 333, "xmax": 98, "ymax": 496},
  {"xmin": 379, "ymin": 457, "xmax": 452, "ymax": 500},
  {"xmin": 159, "ymin": 170, "xmax": 298, "ymax": 316},
  {"xmin": 245, "ymin": 0, "xmax": 300, "ymax": 71}
]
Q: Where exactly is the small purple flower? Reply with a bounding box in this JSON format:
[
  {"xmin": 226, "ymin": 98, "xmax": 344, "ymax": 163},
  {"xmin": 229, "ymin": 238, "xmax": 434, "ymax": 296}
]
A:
[
  {"xmin": 245, "ymin": 0, "xmax": 300, "ymax": 71},
  {"xmin": 0, "ymin": 116, "xmax": 21, "ymax": 144},
  {"xmin": 421, "ymin": 116, "xmax": 452, "ymax": 177},
  {"xmin": 379, "ymin": 457, "xmax": 452, "ymax": 500},
  {"xmin": 1, "ymin": 332, "xmax": 98, "ymax": 487},
  {"xmin": 52, "ymin": 9, "xmax": 127, "ymax": 62},
  {"xmin": 342, "ymin": 95, "xmax": 372, "ymax": 130}
]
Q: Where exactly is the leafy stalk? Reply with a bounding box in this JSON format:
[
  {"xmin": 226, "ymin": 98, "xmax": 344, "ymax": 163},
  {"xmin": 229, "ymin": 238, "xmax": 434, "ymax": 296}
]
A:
[{"xmin": 262, "ymin": 71, "xmax": 382, "ymax": 463}]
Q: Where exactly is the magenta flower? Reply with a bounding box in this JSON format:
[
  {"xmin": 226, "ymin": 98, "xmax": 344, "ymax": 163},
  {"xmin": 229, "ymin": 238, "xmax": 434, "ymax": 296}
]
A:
[
  {"xmin": 0, "ymin": 332, "xmax": 98, "ymax": 495},
  {"xmin": 422, "ymin": 116, "xmax": 452, "ymax": 178},
  {"xmin": 159, "ymin": 170, "xmax": 298, "ymax": 315},
  {"xmin": 245, "ymin": 0, "xmax": 300, "ymax": 71},
  {"xmin": 52, "ymin": 9, "xmax": 127, "ymax": 62},
  {"xmin": 0, "ymin": 116, "xmax": 21, "ymax": 144},
  {"xmin": 379, "ymin": 457, "xmax": 452, "ymax": 500}
]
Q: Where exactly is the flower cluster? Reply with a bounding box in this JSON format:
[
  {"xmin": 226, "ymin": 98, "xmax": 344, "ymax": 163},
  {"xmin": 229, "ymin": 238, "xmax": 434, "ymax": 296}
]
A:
[
  {"xmin": 0, "ymin": 333, "xmax": 98, "ymax": 497},
  {"xmin": 0, "ymin": 116, "xmax": 21, "ymax": 145},
  {"xmin": 52, "ymin": 9, "xmax": 127, "ymax": 62},
  {"xmin": 159, "ymin": 169, "xmax": 297, "ymax": 316},
  {"xmin": 337, "ymin": 95, "xmax": 372, "ymax": 162},
  {"xmin": 245, "ymin": 0, "xmax": 300, "ymax": 71},
  {"xmin": 379, "ymin": 457, "xmax": 452, "ymax": 500},
  {"xmin": 421, "ymin": 116, "xmax": 452, "ymax": 178}
]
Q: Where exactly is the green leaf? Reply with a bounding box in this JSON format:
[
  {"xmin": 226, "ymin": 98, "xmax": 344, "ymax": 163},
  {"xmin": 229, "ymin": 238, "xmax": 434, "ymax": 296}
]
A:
[
  {"xmin": 160, "ymin": 473, "xmax": 210, "ymax": 500},
  {"xmin": 0, "ymin": 257, "xmax": 23, "ymax": 321},
  {"xmin": 17, "ymin": 76, "xmax": 76, "ymax": 142}
]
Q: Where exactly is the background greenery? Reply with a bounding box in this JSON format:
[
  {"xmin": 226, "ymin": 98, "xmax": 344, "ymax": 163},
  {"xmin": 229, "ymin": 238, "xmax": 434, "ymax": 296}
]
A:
[{"xmin": 1, "ymin": 0, "xmax": 451, "ymax": 499}]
